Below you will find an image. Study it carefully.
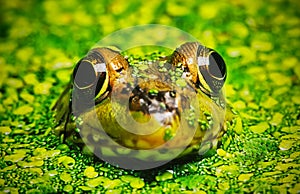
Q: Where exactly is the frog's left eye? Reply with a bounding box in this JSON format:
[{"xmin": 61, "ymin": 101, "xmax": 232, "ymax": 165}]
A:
[
  {"xmin": 197, "ymin": 47, "xmax": 227, "ymax": 93},
  {"xmin": 170, "ymin": 42, "xmax": 227, "ymax": 94}
]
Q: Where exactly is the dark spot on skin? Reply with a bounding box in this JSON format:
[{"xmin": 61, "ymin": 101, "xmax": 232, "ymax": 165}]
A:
[
  {"xmin": 87, "ymin": 134, "xmax": 95, "ymax": 144},
  {"xmin": 157, "ymin": 92, "xmax": 165, "ymax": 102},
  {"xmin": 116, "ymin": 67, "xmax": 124, "ymax": 73},
  {"xmin": 158, "ymin": 148, "xmax": 168, "ymax": 154},
  {"xmin": 141, "ymin": 102, "xmax": 150, "ymax": 115}
]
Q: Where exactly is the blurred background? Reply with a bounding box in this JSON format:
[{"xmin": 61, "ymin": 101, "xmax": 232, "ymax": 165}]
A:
[{"xmin": 0, "ymin": 0, "xmax": 299, "ymax": 193}]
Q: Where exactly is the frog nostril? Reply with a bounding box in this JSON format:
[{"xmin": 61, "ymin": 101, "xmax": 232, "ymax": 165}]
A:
[{"xmin": 169, "ymin": 91, "xmax": 176, "ymax": 98}]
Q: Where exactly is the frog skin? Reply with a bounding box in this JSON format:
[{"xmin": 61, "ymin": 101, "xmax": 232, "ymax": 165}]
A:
[{"xmin": 52, "ymin": 42, "xmax": 232, "ymax": 166}]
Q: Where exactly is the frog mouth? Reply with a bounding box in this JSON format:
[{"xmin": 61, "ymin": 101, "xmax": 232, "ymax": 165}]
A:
[{"xmin": 72, "ymin": 77, "xmax": 199, "ymax": 151}]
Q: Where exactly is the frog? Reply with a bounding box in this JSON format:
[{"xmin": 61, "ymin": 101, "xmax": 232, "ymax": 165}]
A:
[{"xmin": 52, "ymin": 42, "xmax": 233, "ymax": 169}]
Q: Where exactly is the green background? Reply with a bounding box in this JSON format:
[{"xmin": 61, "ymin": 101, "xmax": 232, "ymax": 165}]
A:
[{"xmin": 0, "ymin": 0, "xmax": 299, "ymax": 193}]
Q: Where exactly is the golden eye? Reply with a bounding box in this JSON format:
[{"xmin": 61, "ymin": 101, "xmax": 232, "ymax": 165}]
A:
[
  {"xmin": 197, "ymin": 47, "xmax": 227, "ymax": 93},
  {"xmin": 73, "ymin": 51, "xmax": 107, "ymax": 100},
  {"xmin": 72, "ymin": 47, "xmax": 128, "ymax": 103},
  {"xmin": 73, "ymin": 59, "xmax": 104, "ymax": 89},
  {"xmin": 170, "ymin": 42, "xmax": 227, "ymax": 94}
]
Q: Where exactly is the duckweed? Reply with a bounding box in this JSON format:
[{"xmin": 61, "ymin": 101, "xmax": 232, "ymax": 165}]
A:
[
  {"xmin": 129, "ymin": 178, "xmax": 145, "ymax": 189},
  {"xmin": 46, "ymin": 170, "xmax": 58, "ymax": 177},
  {"xmin": 84, "ymin": 166, "xmax": 98, "ymax": 178},
  {"xmin": 33, "ymin": 82, "xmax": 52, "ymax": 95},
  {"xmin": 59, "ymin": 172, "xmax": 72, "ymax": 183},
  {"xmin": 249, "ymin": 122, "xmax": 269, "ymax": 134},
  {"xmin": 23, "ymin": 73, "xmax": 39, "ymax": 85},
  {"xmin": 238, "ymin": 173, "xmax": 254, "ymax": 182},
  {"xmin": 290, "ymin": 152, "xmax": 300, "ymax": 159},
  {"xmin": 13, "ymin": 105, "xmax": 34, "ymax": 115},
  {"xmin": 233, "ymin": 117, "xmax": 243, "ymax": 134},
  {"xmin": 270, "ymin": 112, "xmax": 284, "ymax": 126},
  {"xmin": 86, "ymin": 176, "xmax": 110, "ymax": 188},
  {"xmin": 103, "ymin": 179, "xmax": 123, "ymax": 189},
  {"xmin": 20, "ymin": 92, "xmax": 35, "ymax": 103},
  {"xmin": 57, "ymin": 156, "xmax": 76, "ymax": 169},
  {"xmin": 218, "ymin": 181, "xmax": 230, "ymax": 190},
  {"xmin": 275, "ymin": 162, "xmax": 299, "ymax": 171},
  {"xmin": 63, "ymin": 185, "xmax": 73, "ymax": 192},
  {"xmin": 6, "ymin": 78, "xmax": 24, "ymax": 89},
  {"xmin": 155, "ymin": 171, "xmax": 173, "ymax": 182},
  {"xmin": 281, "ymin": 126, "xmax": 299, "ymax": 133},
  {"xmin": 251, "ymin": 40, "xmax": 274, "ymax": 52},
  {"xmin": 26, "ymin": 168, "xmax": 43, "ymax": 176},
  {"xmin": 279, "ymin": 139, "xmax": 295, "ymax": 150},
  {"xmin": 4, "ymin": 153, "xmax": 26, "ymax": 163},
  {"xmin": 0, "ymin": 179, "xmax": 4, "ymax": 186},
  {"xmin": 260, "ymin": 97, "xmax": 278, "ymax": 109},
  {"xmin": 216, "ymin": 148, "xmax": 226, "ymax": 157},
  {"xmin": 0, "ymin": 126, "xmax": 11, "ymax": 135},
  {"xmin": 18, "ymin": 160, "xmax": 44, "ymax": 168},
  {"xmin": 215, "ymin": 164, "xmax": 239, "ymax": 178},
  {"xmin": 269, "ymin": 72, "xmax": 292, "ymax": 86},
  {"xmin": 175, "ymin": 78, "xmax": 187, "ymax": 87},
  {"xmin": 1, "ymin": 0, "xmax": 299, "ymax": 193}
]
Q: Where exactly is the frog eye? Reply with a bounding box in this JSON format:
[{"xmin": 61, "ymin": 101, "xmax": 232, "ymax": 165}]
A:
[
  {"xmin": 73, "ymin": 53, "xmax": 108, "ymax": 99},
  {"xmin": 73, "ymin": 48, "xmax": 129, "ymax": 102},
  {"xmin": 170, "ymin": 42, "xmax": 226, "ymax": 94},
  {"xmin": 197, "ymin": 47, "xmax": 227, "ymax": 93},
  {"xmin": 73, "ymin": 59, "xmax": 106, "ymax": 89}
]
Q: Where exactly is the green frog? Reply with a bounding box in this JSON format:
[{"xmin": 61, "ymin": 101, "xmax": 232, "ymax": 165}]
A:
[{"xmin": 52, "ymin": 42, "xmax": 232, "ymax": 169}]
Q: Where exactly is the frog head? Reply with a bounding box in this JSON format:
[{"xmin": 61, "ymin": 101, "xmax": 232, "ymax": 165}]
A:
[{"xmin": 52, "ymin": 42, "xmax": 228, "ymax": 169}]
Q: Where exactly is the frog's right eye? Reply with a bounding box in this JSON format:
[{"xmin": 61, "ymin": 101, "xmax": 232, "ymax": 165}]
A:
[
  {"xmin": 73, "ymin": 57, "xmax": 108, "ymax": 102},
  {"xmin": 72, "ymin": 47, "xmax": 129, "ymax": 103},
  {"xmin": 73, "ymin": 59, "xmax": 106, "ymax": 90}
]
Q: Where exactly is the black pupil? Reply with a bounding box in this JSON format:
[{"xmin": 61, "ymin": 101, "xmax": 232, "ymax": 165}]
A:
[
  {"xmin": 208, "ymin": 52, "xmax": 226, "ymax": 78},
  {"xmin": 73, "ymin": 60, "xmax": 96, "ymax": 88}
]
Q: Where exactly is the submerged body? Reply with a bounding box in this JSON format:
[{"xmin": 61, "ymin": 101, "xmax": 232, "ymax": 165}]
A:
[{"xmin": 53, "ymin": 42, "xmax": 232, "ymax": 169}]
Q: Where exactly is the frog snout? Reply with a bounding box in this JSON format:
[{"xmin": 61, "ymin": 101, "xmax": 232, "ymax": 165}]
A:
[{"xmin": 129, "ymin": 85, "xmax": 181, "ymax": 126}]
